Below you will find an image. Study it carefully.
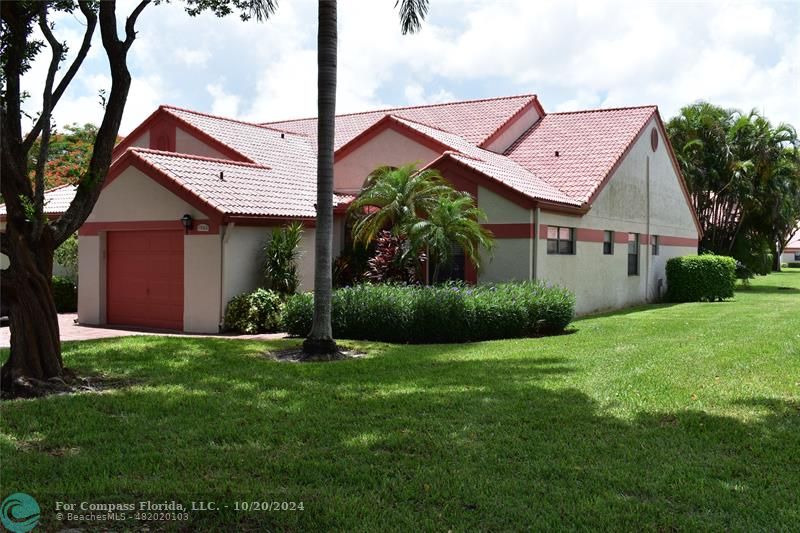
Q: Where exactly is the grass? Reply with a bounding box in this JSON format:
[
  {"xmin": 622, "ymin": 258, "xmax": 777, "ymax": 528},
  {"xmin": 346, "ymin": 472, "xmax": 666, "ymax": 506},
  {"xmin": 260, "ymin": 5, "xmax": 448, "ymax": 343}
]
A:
[{"xmin": 2, "ymin": 271, "xmax": 799, "ymax": 531}]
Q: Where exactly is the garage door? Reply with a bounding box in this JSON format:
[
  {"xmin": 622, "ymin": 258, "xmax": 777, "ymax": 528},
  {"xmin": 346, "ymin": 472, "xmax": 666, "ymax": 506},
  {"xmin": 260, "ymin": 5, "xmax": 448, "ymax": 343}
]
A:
[{"xmin": 107, "ymin": 230, "xmax": 183, "ymax": 330}]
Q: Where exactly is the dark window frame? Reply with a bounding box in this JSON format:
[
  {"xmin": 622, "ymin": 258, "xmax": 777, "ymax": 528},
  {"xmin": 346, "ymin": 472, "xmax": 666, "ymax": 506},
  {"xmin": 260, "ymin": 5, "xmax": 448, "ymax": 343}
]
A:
[
  {"xmin": 603, "ymin": 230, "xmax": 614, "ymax": 255},
  {"xmin": 652, "ymin": 235, "xmax": 660, "ymax": 256},
  {"xmin": 628, "ymin": 233, "xmax": 640, "ymax": 276},
  {"xmin": 546, "ymin": 226, "xmax": 576, "ymax": 255}
]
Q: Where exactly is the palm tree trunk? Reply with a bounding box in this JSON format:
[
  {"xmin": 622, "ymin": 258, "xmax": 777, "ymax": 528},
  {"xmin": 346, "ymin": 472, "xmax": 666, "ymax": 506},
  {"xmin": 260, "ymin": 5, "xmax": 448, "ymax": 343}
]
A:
[{"xmin": 303, "ymin": 0, "xmax": 338, "ymax": 355}]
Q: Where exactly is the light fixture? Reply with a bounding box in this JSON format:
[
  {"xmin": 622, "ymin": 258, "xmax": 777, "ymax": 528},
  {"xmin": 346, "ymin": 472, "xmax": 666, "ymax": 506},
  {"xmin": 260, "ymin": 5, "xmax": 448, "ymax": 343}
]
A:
[{"xmin": 181, "ymin": 214, "xmax": 193, "ymax": 234}]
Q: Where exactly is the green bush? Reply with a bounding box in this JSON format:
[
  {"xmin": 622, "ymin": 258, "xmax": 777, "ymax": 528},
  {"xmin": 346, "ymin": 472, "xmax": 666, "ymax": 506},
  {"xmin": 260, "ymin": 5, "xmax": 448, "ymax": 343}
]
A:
[
  {"xmin": 52, "ymin": 276, "xmax": 77, "ymax": 312},
  {"xmin": 224, "ymin": 289, "xmax": 283, "ymax": 333},
  {"xmin": 786, "ymin": 262, "xmax": 800, "ymax": 268},
  {"xmin": 666, "ymin": 255, "xmax": 736, "ymax": 302},
  {"xmin": 283, "ymin": 281, "xmax": 575, "ymax": 343}
]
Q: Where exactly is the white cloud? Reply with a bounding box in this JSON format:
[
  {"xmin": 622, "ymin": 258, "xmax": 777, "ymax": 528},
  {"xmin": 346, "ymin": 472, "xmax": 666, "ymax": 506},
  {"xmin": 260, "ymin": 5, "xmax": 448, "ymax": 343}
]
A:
[
  {"xmin": 17, "ymin": 0, "xmax": 800, "ymax": 136},
  {"xmin": 207, "ymin": 82, "xmax": 241, "ymax": 117}
]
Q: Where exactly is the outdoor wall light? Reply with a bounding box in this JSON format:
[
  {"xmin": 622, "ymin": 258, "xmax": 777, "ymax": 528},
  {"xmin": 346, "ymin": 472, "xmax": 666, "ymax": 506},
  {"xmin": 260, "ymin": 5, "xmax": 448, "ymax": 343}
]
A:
[{"xmin": 181, "ymin": 214, "xmax": 193, "ymax": 234}]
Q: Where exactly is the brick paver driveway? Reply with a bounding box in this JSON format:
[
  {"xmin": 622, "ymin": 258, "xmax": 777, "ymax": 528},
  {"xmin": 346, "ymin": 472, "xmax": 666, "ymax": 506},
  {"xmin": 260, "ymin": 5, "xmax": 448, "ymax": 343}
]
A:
[{"xmin": 0, "ymin": 313, "xmax": 287, "ymax": 348}]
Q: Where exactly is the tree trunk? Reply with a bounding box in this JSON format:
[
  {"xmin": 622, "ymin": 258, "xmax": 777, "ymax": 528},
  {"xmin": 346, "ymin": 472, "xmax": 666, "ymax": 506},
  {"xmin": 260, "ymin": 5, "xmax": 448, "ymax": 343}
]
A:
[
  {"xmin": 303, "ymin": 0, "xmax": 338, "ymax": 356},
  {"xmin": 1, "ymin": 239, "xmax": 64, "ymax": 397},
  {"xmin": 773, "ymin": 245, "xmax": 782, "ymax": 272}
]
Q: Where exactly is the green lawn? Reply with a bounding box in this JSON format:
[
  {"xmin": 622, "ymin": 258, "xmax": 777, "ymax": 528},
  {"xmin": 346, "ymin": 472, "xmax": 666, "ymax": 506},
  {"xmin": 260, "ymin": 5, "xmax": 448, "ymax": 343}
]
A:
[{"xmin": 2, "ymin": 271, "xmax": 799, "ymax": 531}]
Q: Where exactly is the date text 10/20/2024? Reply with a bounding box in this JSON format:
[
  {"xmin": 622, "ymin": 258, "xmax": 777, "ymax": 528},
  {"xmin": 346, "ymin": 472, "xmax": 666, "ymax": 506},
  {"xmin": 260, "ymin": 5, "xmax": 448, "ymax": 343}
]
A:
[{"xmin": 54, "ymin": 501, "xmax": 305, "ymax": 513}]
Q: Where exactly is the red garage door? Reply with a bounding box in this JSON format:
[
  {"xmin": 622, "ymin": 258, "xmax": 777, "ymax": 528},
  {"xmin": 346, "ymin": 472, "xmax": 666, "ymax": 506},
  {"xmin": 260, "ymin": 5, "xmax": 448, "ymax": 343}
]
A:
[{"xmin": 107, "ymin": 230, "xmax": 183, "ymax": 330}]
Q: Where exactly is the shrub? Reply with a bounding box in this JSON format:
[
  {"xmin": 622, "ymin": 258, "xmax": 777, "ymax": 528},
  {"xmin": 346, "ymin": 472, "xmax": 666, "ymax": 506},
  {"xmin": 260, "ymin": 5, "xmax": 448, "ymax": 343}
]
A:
[
  {"xmin": 262, "ymin": 223, "xmax": 303, "ymax": 296},
  {"xmin": 52, "ymin": 276, "xmax": 77, "ymax": 312},
  {"xmin": 54, "ymin": 233, "xmax": 78, "ymax": 280},
  {"xmin": 666, "ymin": 255, "xmax": 736, "ymax": 302},
  {"xmin": 224, "ymin": 289, "xmax": 283, "ymax": 333},
  {"xmin": 282, "ymin": 281, "xmax": 575, "ymax": 343},
  {"xmin": 283, "ymin": 292, "xmax": 313, "ymax": 336},
  {"xmin": 787, "ymin": 262, "xmax": 800, "ymax": 268}
]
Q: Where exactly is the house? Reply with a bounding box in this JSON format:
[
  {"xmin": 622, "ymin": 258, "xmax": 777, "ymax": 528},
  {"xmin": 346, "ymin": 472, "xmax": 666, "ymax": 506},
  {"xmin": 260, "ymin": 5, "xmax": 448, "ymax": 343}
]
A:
[
  {"xmin": 0, "ymin": 184, "xmax": 78, "ymax": 276},
  {"xmin": 75, "ymin": 94, "xmax": 700, "ymax": 333},
  {"xmin": 782, "ymin": 234, "xmax": 800, "ymax": 264}
]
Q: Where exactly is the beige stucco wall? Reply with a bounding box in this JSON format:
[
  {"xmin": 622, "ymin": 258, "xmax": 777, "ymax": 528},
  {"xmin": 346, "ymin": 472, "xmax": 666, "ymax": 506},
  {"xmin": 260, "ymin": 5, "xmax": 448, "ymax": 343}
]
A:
[
  {"xmin": 480, "ymin": 238, "xmax": 530, "ymax": 283},
  {"xmin": 534, "ymin": 117, "xmax": 699, "ymax": 314},
  {"xmin": 184, "ymin": 234, "xmax": 222, "ymax": 332},
  {"xmin": 478, "ymin": 186, "xmax": 530, "ymax": 224},
  {"xmin": 782, "ymin": 250, "xmax": 800, "ymax": 263},
  {"xmin": 175, "ymin": 127, "xmax": 229, "ymax": 159},
  {"xmin": 78, "ymin": 234, "xmax": 105, "ymax": 324},
  {"xmin": 88, "ymin": 167, "xmax": 208, "ymax": 223},
  {"xmin": 334, "ymin": 128, "xmax": 440, "ymax": 194},
  {"xmin": 80, "ymin": 167, "xmax": 222, "ymax": 332}
]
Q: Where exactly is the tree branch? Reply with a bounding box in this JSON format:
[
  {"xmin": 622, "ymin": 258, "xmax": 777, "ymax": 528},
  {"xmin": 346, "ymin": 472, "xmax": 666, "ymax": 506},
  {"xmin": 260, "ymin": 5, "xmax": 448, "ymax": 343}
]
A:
[
  {"xmin": 53, "ymin": 0, "xmax": 148, "ymax": 245},
  {"xmin": 22, "ymin": 1, "xmax": 98, "ymax": 153},
  {"xmin": 31, "ymin": 4, "xmax": 62, "ymax": 223},
  {"xmin": 124, "ymin": 0, "xmax": 151, "ymax": 49}
]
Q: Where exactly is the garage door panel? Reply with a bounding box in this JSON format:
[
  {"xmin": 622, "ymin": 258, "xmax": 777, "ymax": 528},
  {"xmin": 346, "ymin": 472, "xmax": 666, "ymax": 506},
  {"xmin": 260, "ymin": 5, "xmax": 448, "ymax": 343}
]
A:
[{"xmin": 107, "ymin": 230, "xmax": 184, "ymax": 330}]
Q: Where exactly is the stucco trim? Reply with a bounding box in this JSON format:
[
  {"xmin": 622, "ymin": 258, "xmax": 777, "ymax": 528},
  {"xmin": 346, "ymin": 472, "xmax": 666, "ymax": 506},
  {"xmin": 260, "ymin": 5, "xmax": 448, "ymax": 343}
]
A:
[{"xmin": 79, "ymin": 219, "xmax": 220, "ymax": 236}]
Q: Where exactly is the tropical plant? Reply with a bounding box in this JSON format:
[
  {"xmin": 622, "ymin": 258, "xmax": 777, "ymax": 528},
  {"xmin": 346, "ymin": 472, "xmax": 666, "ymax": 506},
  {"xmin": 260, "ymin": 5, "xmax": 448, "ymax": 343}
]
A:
[
  {"xmin": 348, "ymin": 163, "xmax": 454, "ymax": 245},
  {"xmin": 0, "ymin": 0, "xmax": 278, "ymax": 397},
  {"xmin": 405, "ymin": 193, "xmax": 495, "ymax": 282},
  {"xmin": 262, "ymin": 222, "xmax": 303, "ymax": 296},
  {"xmin": 365, "ymin": 230, "xmax": 422, "ymax": 283},
  {"xmin": 667, "ymin": 103, "xmax": 800, "ymax": 272},
  {"xmin": 304, "ymin": 0, "xmax": 430, "ymax": 357}
]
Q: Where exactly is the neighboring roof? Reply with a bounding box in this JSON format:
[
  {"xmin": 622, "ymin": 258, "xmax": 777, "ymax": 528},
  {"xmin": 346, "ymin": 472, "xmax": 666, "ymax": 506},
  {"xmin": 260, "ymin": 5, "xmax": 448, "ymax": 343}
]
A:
[
  {"xmin": 266, "ymin": 94, "xmax": 540, "ymax": 149},
  {"xmin": 125, "ymin": 148, "xmax": 352, "ymax": 219},
  {"xmin": 505, "ymin": 106, "xmax": 658, "ymax": 203},
  {"xmin": 388, "ymin": 116, "xmax": 581, "ymax": 206},
  {"xmin": 0, "ymin": 184, "xmax": 77, "ymax": 217}
]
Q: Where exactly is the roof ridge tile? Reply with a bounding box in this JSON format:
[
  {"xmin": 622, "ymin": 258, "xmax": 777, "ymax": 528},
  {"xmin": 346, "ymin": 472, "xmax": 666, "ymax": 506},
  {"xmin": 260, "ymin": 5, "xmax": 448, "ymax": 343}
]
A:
[{"xmin": 130, "ymin": 147, "xmax": 271, "ymax": 169}]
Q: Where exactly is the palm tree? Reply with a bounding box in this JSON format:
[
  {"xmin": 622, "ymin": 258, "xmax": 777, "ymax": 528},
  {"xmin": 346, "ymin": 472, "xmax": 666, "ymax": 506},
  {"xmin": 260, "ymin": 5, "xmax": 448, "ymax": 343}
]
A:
[
  {"xmin": 348, "ymin": 163, "xmax": 454, "ymax": 244},
  {"xmin": 303, "ymin": 0, "xmax": 430, "ymax": 357},
  {"xmin": 405, "ymin": 193, "xmax": 495, "ymax": 282}
]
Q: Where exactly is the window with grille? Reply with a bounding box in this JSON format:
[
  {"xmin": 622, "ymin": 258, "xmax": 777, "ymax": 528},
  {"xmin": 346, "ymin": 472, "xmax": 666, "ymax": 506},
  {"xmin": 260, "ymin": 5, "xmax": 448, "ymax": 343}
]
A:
[
  {"xmin": 547, "ymin": 226, "xmax": 575, "ymax": 255},
  {"xmin": 628, "ymin": 233, "xmax": 639, "ymax": 275},
  {"xmin": 603, "ymin": 231, "xmax": 614, "ymax": 255}
]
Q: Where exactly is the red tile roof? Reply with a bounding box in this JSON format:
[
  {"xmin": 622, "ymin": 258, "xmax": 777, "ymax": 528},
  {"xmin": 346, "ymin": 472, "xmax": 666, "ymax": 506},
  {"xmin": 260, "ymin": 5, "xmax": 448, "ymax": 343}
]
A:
[
  {"xmin": 504, "ymin": 106, "xmax": 657, "ymax": 202},
  {"xmin": 0, "ymin": 184, "xmax": 77, "ymax": 217},
  {"xmin": 266, "ymin": 94, "xmax": 539, "ymax": 149},
  {"xmin": 391, "ymin": 117, "xmax": 580, "ymax": 206},
  {"xmin": 130, "ymin": 148, "xmax": 351, "ymax": 218},
  {"xmin": 107, "ymin": 95, "xmax": 691, "ymax": 220}
]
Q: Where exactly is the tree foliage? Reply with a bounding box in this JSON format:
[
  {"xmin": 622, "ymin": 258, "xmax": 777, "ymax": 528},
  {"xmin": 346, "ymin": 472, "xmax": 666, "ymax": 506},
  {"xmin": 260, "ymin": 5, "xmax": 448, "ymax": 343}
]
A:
[
  {"xmin": 27, "ymin": 123, "xmax": 104, "ymax": 189},
  {"xmin": 349, "ymin": 164, "xmax": 494, "ymax": 282},
  {"xmin": 667, "ymin": 102, "xmax": 800, "ymax": 272}
]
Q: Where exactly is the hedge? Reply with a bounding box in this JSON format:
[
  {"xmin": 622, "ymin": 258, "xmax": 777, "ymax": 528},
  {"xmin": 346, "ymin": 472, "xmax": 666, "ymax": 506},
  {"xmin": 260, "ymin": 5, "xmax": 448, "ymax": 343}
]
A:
[
  {"xmin": 283, "ymin": 281, "xmax": 575, "ymax": 343},
  {"xmin": 52, "ymin": 276, "xmax": 77, "ymax": 313},
  {"xmin": 223, "ymin": 288, "xmax": 283, "ymax": 333},
  {"xmin": 666, "ymin": 255, "xmax": 736, "ymax": 302},
  {"xmin": 786, "ymin": 262, "xmax": 800, "ymax": 268}
]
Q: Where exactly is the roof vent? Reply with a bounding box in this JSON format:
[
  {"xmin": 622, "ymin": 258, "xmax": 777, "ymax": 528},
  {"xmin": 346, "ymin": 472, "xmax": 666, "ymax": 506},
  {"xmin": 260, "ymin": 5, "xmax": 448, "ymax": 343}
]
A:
[
  {"xmin": 555, "ymin": 150, "xmax": 560, "ymax": 157},
  {"xmin": 219, "ymin": 171, "xmax": 225, "ymax": 181},
  {"xmin": 280, "ymin": 133, "xmax": 285, "ymax": 139}
]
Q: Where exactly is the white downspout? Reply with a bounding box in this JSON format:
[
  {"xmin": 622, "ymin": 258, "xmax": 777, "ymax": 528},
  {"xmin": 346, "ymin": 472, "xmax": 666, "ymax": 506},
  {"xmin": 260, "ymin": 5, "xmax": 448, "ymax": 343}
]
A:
[{"xmin": 219, "ymin": 222, "xmax": 235, "ymax": 331}]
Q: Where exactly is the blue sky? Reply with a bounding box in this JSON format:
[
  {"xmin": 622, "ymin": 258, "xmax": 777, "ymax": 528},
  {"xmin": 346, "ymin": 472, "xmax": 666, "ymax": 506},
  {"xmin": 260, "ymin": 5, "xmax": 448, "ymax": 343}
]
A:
[{"xmin": 22, "ymin": 0, "xmax": 800, "ymax": 135}]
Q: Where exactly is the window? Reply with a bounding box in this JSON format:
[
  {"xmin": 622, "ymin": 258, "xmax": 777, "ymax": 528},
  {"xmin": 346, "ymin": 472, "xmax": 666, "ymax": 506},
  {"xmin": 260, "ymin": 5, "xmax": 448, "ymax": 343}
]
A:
[
  {"xmin": 547, "ymin": 226, "xmax": 575, "ymax": 255},
  {"xmin": 795, "ymin": 252, "xmax": 800, "ymax": 261},
  {"xmin": 603, "ymin": 231, "xmax": 614, "ymax": 255},
  {"xmin": 652, "ymin": 235, "xmax": 660, "ymax": 256},
  {"xmin": 628, "ymin": 233, "xmax": 639, "ymax": 275}
]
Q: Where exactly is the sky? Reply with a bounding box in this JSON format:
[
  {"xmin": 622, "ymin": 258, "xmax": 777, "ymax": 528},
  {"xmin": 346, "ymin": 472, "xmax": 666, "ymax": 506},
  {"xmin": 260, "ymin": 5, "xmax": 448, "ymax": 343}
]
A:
[{"xmin": 20, "ymin": 0, "xmax": 800, "ymax": 135}]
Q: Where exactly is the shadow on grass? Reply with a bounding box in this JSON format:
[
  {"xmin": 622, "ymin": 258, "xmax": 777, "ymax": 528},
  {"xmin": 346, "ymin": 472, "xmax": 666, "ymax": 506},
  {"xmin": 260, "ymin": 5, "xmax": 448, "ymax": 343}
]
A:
[
  {"xmin": 1, "ymin": 336, "xmax": 798, "ymax": 531},
  {"xmin": 736, "ymin": 284, "xmax": 800, "ymax": 294}
]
